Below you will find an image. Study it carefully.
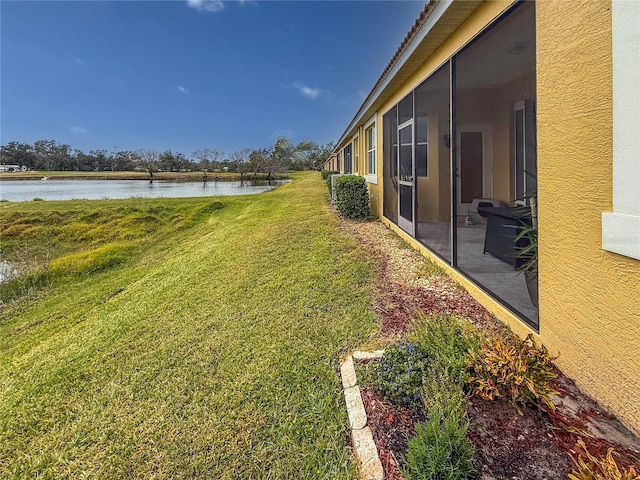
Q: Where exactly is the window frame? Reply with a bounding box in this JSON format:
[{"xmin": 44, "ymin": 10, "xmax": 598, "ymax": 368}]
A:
[
  {"xmin": 365, "ymin": 114, "xmax": 377, "ymax": 184},
  {"xmin": 352, "ymin": 133, "xmax": 359, "ymax": 174},
  {"xmin": 602, "ymin": 1, "xmax": 640, "ymax": 260}
]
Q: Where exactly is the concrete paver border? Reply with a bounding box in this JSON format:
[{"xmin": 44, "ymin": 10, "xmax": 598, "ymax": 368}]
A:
[{"xmin": 340, "ymin": 350, "xmax": 385, "ymax": 480}]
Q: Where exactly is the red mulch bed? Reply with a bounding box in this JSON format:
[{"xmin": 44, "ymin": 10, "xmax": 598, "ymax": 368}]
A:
[{"xmin": 341, "ymin": 217, "xmax": 640, "ymax": 479}]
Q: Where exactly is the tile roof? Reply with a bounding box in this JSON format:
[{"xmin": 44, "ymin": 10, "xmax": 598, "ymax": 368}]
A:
[{"xmin": 358, "ymin": 1, "xmax": 436, "ymax": 117}]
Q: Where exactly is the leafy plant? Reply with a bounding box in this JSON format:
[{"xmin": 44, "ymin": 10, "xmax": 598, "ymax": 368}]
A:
[
  {"xmin": 320, "ymin": 169, "xmax": 338, "ymax": 180},
  {"xmin": 467, "ymin": 333, "xmax": 558, "ymax": 414},
  {"xmin": 334, "ymin": 175, "xmax": 370, "ymax": 219},
  {"xmin": 402, "ymin": 408, "xmax": 476, "ymax": 480},
  {"xmin": 514, "ymin": 205, "xmax": 537, "ymax": 274},
  {"xmin": 322, "ymin": 170, "xmax": 339, "ymax": 193},
  {"xmin": 421, "ymin": 364, "xmax": 466, "ymax": 420},
  {"xmin": 410, "ymin": 314, "xmax": 479, "ymax": 387},
  {"xmin": 568, "ymin": 440, "xmax": 639, "ymax": 480},
  {"xmin": 368, "ymin": 342, "xmax": 430, "ymax": 406}
]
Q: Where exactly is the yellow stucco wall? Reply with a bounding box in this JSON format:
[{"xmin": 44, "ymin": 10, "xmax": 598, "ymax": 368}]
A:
[
  {"xmin": 343, "ymin": 0, "xmax": 639, "ymax": 434},
  {"xmin": 537, "ymin": 0, "xmax": 640, "ymax": 435}
]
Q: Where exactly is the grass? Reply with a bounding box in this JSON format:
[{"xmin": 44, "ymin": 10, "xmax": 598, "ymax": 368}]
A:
[{"xmin": 0, "ymin": 172, "xmax": 378, "ymax": 479}]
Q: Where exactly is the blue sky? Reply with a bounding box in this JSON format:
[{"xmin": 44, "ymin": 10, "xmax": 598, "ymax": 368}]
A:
[{"xmin": 1, "ymin": 0, "xmax": 423, "ymax": 156}]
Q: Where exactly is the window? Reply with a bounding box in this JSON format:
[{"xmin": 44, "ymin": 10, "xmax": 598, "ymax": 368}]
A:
[
  {"xmin": 343, "ymin": 144, "xmax": 352, "ymax": 174},
  {"xmin": 602, "ymin": 1, "xmax": 640, "ymax": 260},
  {"xmin": 337, "ymin": 152, "xmax": 341, "ymax": 172},
  {"xmin": 415, "ymin": 82, "xmax": 429, "ymax": 177},
  {"xmin": 366, "ymin": 121, "xmax": 376, "ymax": 178},
  {"xmin": 353, "ymin": 135, "xmax": 359, "ymax": 174}
]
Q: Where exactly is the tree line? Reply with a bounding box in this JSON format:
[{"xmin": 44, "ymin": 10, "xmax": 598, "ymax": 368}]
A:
[{"xmin": 0, "ymin": 137, "xmax": 334, "ymax": 177}]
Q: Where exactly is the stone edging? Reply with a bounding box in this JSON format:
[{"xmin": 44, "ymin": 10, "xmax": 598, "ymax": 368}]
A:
[{"xmin": 340, "ymin": 350, "xmax": 385, "ymax": 480}]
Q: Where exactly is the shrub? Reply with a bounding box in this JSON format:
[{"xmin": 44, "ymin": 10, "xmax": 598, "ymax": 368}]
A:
[
  {"xmin": 335, "ymin": 175, "xmax": 370, "ymax": 219},
  {"xmin": 402, "ymin": 408, "xmax": 476, "ymax": 480},
  {"xmin": 369, "ymin": 315, "xmax": 478, "ymax": 407},
  {"xmin": 410, "ymin": 314, "xmax": 480, "ymax": 387},
  {"xmin": 321, "ymin": 169, "xmax": 338, "ymax": 180},
  {"xmin": 421, "ymin": 364, "xmax": 466, "ymax": 420},
  {"xmin": 568, "ymin": 440, "xmax": 639, "ymax": 480},
  {"xmin": 467, "ymin": 333, "xmax": 558, "ymax": 414},
  {"xmin": 369, "ymin": 343, "xmax": 430, "ymax": 406},
  {"xmin": 325, "ymin": 171, "xmax": 339, "ymax": 193}
]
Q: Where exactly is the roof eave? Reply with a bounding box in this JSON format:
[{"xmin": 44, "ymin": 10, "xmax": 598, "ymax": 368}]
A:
[{"xmin": 334, "ymin": 0, "xmax": 483, "ymax": 151}]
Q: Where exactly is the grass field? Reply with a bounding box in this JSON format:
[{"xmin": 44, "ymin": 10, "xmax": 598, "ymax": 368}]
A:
[{"xmin": 0, "ymin": 172, "xmax": 378, "ymax": 479}]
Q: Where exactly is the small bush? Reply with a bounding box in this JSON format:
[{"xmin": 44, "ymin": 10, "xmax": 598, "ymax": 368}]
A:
[
  {"xmin": 568, "ymin": 440, "xmax": 639, "ymax": 480},
  {"xmin": 335, "ymin": 175, "xmax": 370, "ymax": 219},
  {"xmin": 410, "ymin": 314, "xmax": 479, "ymax": 387},
  {"xmin": 325, "ymin": 171, "xmax": 339, "ymax": 193},
  {"xmin": 421, "ymin": 364, "xmax": 466, "ymax": 420},
  {"xmin": 369, "ymin": 343, "xmax": 430, "ymax": 406},
  {"xmin": 321, "ymin": 169, "xmax": 338, "ymax": 180},
  {"xmin": 467, "ymin": 333, "xmax": 558, "ymax": 413},
  {"xmin": 402, "ymin": 408, "xmax": 476, "ymax": 480}
]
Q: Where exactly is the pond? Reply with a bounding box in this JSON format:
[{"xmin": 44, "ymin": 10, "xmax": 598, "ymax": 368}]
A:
[{"xmin": 0, "ymin": 179, "xmax": 288, "ymax": 202}]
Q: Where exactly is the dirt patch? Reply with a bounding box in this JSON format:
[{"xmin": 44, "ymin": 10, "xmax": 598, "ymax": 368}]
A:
[{"xmin": 339, "ymin": 215, "xmax": 640, "ymax": 479}]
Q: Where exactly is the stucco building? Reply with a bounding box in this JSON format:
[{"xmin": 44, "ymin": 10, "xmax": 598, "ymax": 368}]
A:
[{"xmin": 331, "ymin": 0, "xmax": 640, "ymax": 434}]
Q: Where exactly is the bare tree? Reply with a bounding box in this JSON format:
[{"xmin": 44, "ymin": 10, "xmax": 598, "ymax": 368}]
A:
[
  {"xmin": 230, "ymin": 148, "xmax": 252, "ymax": 179},
  {"xmin": 193, "ymin": 148, "xmax": 223, "ymax": 174},
  {"xmin": 137, "ymin": 149, "xmax": 161, "ymax": 178}
]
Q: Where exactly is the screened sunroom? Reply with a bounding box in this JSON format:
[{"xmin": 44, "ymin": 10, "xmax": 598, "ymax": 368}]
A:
[{"xmin": 382, "ymin": 2, "xmax": 538, "ymax": 327}]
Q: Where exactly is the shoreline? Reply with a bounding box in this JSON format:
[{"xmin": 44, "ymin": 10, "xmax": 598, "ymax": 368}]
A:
[{"xmin": 0, "ymin": 171, "xmax": 288, "ymax": 182}]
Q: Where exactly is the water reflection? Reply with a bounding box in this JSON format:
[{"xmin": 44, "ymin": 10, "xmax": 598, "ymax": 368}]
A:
[{"xmin": 0, "ymin": 179, "xmax": 289, "ymax": 202}]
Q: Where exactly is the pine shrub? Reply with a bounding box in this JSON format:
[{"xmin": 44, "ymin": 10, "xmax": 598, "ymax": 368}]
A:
[
  {"xmin": 402, "ymin": 408, "xmax": 476, "ymax": 480},
  {"xmin": 409, "ymin": 314, "xmax": 479, "ymax": 387}
]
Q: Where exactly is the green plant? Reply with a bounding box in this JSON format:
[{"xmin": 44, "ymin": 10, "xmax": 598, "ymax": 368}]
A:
[
  {"xmin": 467, "ymin": 333, "xmax": 558, "ymax": 414},
  {"xmin": 410, "ymin": 314, "xmax": 480, "ymax": 387},
  {"xmin": 369, "ymin": 342, "xmax": 430, "ymax": 406},
  {"xmin": 0, "ymin": 172, "xmax": 378, "ymax": 478},
  {"xmin": 320, "ymin": 169, "xmax": 338, "ymax": 180},
  {"xmin": 417, "ymin": 259, "xmax": 446, "ymax": 278},
  {"xmin": 421, "ymin": 364, "xmax": 466, "ymax": 420},
  {"xmin": 514, "ymin": 204, "xmax": 537, "ymax": 274},
  {"xmin": 402, "ymin": 408, "xmax": 476, "ymax": 480},
  {"xmin": 322, "ymin": 170, "xmax": 339, "ymax": 193},
  {"xmin": 334, "ymin": 175, "xmax": 370, "ymax": 219},
  {"xmin": 568, "ymin": 440, "xmax": 639, "ymax": 480}
]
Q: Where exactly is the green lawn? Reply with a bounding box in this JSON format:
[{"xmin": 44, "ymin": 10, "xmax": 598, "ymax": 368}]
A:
[{"xmin": 0, "ymin": 172, "xmax": 378, "ymax": 479}]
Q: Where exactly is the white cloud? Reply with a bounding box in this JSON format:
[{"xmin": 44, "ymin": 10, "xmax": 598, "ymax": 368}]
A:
[
  {"xmin": 186, "ymin": 0, "xmax": 224, "ymax": 12},
  {"xmin": 177, "ymin": 86, "xmax": 190, "ymax": 94},
  {"xmin": 293, "ymin": 82, "xmax": 321, "ymax": 100},
  {"xmin": 69, "ymin": 126, "xmax": 87, "ymax": 134}
]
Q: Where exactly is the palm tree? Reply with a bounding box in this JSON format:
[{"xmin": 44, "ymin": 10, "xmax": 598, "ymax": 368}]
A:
[{"xmin": 272, "ymin": 137, "xmax": 316, "ymax": 170}]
